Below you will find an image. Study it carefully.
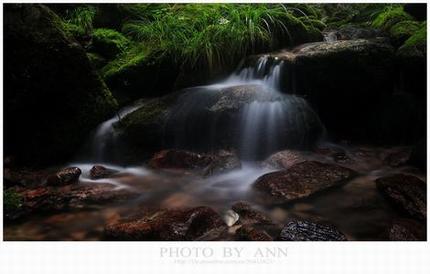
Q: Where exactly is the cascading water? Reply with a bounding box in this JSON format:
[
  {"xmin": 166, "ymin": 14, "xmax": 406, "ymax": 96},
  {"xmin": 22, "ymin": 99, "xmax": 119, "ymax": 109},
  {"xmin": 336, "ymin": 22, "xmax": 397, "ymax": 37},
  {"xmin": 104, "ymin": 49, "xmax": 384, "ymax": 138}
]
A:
[{"xmin": 83, "ymin": 54, "xmax": 323, "ymax": 163}]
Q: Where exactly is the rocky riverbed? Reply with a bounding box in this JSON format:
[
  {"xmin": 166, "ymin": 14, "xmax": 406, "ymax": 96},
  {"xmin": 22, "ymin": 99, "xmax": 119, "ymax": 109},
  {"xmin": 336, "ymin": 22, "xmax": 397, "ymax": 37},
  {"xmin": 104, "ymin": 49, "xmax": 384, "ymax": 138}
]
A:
[{"xmin": 4, "ymin": 144, "xmax": 426, "ymax": 241}]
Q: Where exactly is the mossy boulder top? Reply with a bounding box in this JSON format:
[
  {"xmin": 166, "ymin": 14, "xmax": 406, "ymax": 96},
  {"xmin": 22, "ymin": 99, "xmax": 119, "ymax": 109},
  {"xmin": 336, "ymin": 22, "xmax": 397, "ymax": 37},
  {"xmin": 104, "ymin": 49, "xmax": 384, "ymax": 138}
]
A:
[{"xmin": 4, "ymin": 4, "xmax": 118, "ymax": 166}]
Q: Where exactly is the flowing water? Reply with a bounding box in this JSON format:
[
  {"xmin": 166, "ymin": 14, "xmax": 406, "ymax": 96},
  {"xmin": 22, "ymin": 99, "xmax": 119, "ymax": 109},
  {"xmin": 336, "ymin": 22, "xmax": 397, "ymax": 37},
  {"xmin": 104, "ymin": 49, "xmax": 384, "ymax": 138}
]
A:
[{"xmin": 4, "ymin": 54, "xmax": 425, "ymax": 241}]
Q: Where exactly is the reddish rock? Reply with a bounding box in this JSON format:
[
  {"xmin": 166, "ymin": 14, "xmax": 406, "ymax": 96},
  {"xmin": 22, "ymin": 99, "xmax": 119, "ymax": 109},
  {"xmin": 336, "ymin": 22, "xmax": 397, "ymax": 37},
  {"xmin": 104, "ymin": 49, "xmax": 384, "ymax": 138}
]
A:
[
  {"xmin": 236, "ymin": 225, "xmax": 272, "ymax": 241},
  {"xmin": 13, "ymin": 183, "xmax": 137, "ymax": 219},
  {"xmin": 279, "ymin": 220, "xmax": 347, "ymax": 241},
  {"xmin": 387, "ymin": 219, "xmax": 426, "ymax": 241},
  {"xmin": 3, "ymin": 167, "xmax": 50, "ymax": 188},
  {"xmin": 90, "ymin": 165, "xmax": 118, "ymax": 179},
  {"xmin": 104, "ymin": 206, "xmax": 227, "ymax": 240},
  {"xmin": 231, "ymin": 201, "xmax": 272, "ymax": 225},
  {"xmin": 254, "ymin": 161, "xmax": 355, "ymax": 202},
  {"xmin": 46, "ymin": 167, "xmax": 81, "ymax": 186},
  {"xmin": 376, "ymin": 174, "xmax": 426, "ymax": 220},
  {"xmin": 383, "ymin": 147, "xmax": 412, "ymax": 167},
  {"xmin": 263, "ymin": 150, "xmax": 314, "ymax": 169}
]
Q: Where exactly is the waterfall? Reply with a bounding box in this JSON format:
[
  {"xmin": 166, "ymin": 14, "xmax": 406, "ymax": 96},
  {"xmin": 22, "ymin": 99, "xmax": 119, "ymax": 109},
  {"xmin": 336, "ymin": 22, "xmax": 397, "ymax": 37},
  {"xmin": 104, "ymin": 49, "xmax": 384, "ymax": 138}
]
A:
[{"xmin": 85, "ymin": 54, "xmax": 323, "ymax": 162}]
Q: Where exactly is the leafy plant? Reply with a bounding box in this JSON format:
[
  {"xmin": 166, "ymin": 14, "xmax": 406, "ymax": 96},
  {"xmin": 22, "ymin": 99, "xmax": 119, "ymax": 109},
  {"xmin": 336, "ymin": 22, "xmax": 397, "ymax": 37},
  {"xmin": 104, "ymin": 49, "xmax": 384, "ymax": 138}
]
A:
[
  {"xmin": 121, "ymin": 4, "xmax": 295, "ymax": 70},
  {"xmin": 372, "ymin": 5, "xmax": 412, "ymax": 30},
  {"xmin": 64, "ymin": 5, "xmax": 97, "ymax": 35}
]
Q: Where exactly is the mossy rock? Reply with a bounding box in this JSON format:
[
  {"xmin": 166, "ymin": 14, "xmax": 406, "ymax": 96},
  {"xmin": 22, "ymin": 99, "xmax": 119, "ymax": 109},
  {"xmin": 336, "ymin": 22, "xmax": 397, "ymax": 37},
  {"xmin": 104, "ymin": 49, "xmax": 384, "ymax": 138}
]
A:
[
  {"xmin": 372, "ymin": 6, "xmax": 413, "ymax": 30},
  {"xmin": 91, "ymin": 28, "xmax": 130, "ymax": 59},
  {"xmin": 389, "ymin": 20, "xmax": 421, "ymax": 47},
  {"xmin": 4, "ymin": 4, "xmax": 118, "ymax": 166},
  {"xmin": 102, "ymin": 45, "xmax": 180, "ymax": 105},
  {"xmin": 87, "ymin": 52, "xmax": 107, "ymax": 69}
]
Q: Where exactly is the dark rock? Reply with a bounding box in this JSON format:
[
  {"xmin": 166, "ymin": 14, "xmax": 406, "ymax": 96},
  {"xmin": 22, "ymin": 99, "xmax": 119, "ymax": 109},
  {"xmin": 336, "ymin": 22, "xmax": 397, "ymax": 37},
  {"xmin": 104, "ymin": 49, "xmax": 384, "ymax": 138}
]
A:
[
  {"xmin": 254, "ymin": 161, "xmax": 355, "ymax": 202},
  {"xmin": 104, "ymin": 206, "xmax": 227, "ymax": 241},
  {"xmin": 119, "ymin": 85, "xmax": 324, "ymax": 159},
  {"xmin": 46, "ymin": 167, "xmax": 81, "ymax": 186},
  {"xmin": 149, "ymin": 149, "xmax": 213, "ymax": 170},
  {"xmin": 387, "ymin": 219, "xmax": 426, "ymax": 241},
  {"xmin": 231, "ymin": 201, "xmax": 272, "ymax": 225},
  {"xmin": 236, "ymin": 225, "xmax": 273, "ymax": 241},
  {"xmin": 90, "ymin": 165, "xmax": 118, "ymax": 179},
  {"xmin": 3, "ymin": 4, "xmax": 118, "ymax": 166},
  {"xmin": 278, "ymin": 220, "xmax": 347, "ymax": 241},
  {"xmin": 376, "ymin": 174, "xmax": 426, "ymax": 220}
]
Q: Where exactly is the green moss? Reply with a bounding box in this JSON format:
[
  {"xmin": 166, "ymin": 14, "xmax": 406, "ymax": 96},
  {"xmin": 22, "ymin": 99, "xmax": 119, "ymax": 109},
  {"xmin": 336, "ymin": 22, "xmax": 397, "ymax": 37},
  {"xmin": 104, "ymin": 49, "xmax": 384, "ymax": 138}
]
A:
[
  {"xmin": 4, "ymin": 189, "xmax": 22, "ymax": 211},
  {"xmin": 92, "ymin": 28, "xmax": 130, "ymax": 59},
  {"xmin": 389, "ymin": 20, "xmax": 421, "ymax": 46},
  {"xmin": 398, "ymin": 23, "xmax": 427, "ymax": 57},
  {"xmin": 101, "ymin": 44, "xmax": 150, "ymax": 80},
  {"xmin": 301, "ymin": 17, "xmax": 327, "ymax": 31},
  {"xmin": 372, "ymin": 6, "xmax": 413, "ymax": 30}
]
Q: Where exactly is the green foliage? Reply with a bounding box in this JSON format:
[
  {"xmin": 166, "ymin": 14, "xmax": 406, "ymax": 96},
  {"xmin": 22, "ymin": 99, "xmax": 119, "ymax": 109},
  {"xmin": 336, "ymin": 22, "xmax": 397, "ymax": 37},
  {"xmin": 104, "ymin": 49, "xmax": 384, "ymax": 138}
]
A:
[
  {"xmin": 403, "ymin": 22, "xmax": 427, "ymax": 47},
  {"xmin": 92, "ymin": 28, "xmax": 130, "ymax": 58},
  {"xmin": 372, "ymin": 6, "xmax": 413, "ymax": 30},
  {"xmin": 121, "ymin": 4, "xmax": 306, "ymax": 69},
  {"xmin": 398, "ymin": 22, "xmax": 427, "ymax": 57},
  {"xmin": 389, "ymin": 20, "xmax": 421, "ymax": 45},
  {"xmin": 4, "ymin": 189, "xmax": 22, "ymax": 211},
  {"xmin": 101, "ymin": 44, "xmax": 150, "ymax": 80},
  {"xmin": 65, "ymin": 5, "xmax": 97, "ymax": 34}
]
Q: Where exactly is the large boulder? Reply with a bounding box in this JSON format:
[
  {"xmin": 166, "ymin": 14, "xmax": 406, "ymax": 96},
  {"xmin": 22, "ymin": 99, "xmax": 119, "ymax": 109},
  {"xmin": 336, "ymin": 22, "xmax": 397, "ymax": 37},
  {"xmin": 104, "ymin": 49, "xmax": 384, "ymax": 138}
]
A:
[
  {"xmin": 254, "ymin": 161, "xmax": 355, "ymax": 203},
  {"xmin": 375, "ymin": 174, "xmax": 426, "ymax": 221},
  {"xmin": 104, "ymin": 206, "xmax": 227, "ymax": 240},
  {"xmin": 46, "ymin": 167, "xmax": 81, "ymax": 186},
  {"xmin": 3, "ymin": 4, "xmax": 118, "ymax": 166},
  {"xmin": 118, "ymin": 84, "xmax": 324, "ymax": 159},
  {"xmin": 387, "ymin": 218, "xmax": 426, "ymax": 241}
]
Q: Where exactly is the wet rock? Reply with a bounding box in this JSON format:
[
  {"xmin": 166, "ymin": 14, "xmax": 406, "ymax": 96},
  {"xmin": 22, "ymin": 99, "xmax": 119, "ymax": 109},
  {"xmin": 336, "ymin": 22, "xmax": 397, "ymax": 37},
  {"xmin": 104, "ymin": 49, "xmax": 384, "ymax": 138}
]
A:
[
  {"xmin": 119, "ymin": 85, "xmax": 324, "ymax": 158},
  {"xmin": 278, "ymin": 220, "xmax": 347, "ymax": 241},
  {"xmin": 231, "ymin": 201, "xmax": 272, "ymax": 225},
  {"xmin": 263, "ymin": 150, "xmax": 314, "ymax": 169},
  {"xmin": 387, "ymin": 219, "xmax": 426, "ymax": 241},
  {"xmin": 254, "ymin": 161, "xmax": 355, "ymax": 202},
  {"xmin": 46, "ymin": 167, "xmax": 81, "ymax": 186},
  {"xmin": 90, "ymin": 165, "xmax": 118, "ymax": 179},
  {"xmin": 104, "ymin": 206, "xmax": 227, "ymax": 241},
  {"xmin": 7, "ymin": 183, "xmax": 137, "ymax": 221},
  {"xmin": 149, "ymin": 149, "xmax": 240, "ymax": 175},
  {"xmin": 235, "ymin": 225, "xmax": 272, "ymax": 241},
  {"xmin": 375, "ymin": 174, "xmax": 426, "ymax": 221}
]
